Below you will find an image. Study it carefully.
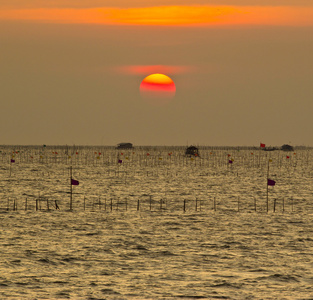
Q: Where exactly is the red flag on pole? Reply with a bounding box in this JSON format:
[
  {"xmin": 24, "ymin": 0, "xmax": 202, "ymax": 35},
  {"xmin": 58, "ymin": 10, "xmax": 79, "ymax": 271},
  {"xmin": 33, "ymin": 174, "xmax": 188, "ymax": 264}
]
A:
[
  {"xmin": 71, "ymin": 179, "xmax": 79, "ymax": 186},
  {"xmin": 260, "ymin": 143, "xmax": 266, "ymax": 148},
  {"xmin": 267, "ymin": 179, "xmax": 276, "ymax": 186}
]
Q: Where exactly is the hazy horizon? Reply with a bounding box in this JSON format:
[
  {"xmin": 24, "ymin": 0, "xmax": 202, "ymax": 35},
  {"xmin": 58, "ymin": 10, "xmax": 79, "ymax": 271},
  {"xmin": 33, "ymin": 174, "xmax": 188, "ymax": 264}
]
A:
[{"xmin": 1, "ymin": 1, "xmax": 312, "ymax": 146}]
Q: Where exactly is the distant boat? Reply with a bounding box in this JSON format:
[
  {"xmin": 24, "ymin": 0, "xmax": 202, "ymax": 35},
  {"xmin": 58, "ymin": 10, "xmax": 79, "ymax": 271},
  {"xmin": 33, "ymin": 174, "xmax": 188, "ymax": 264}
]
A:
[
  {"xmin": 281, "ymin": 144, "xmax": 294, "ymax": 151},
  {"xmin": 116, "ymin": 143, "xmax": 133, "ymax": 149},
  {"xmin": 185, "ymin": 146, "xmax": 200, "ymax": 157},
  {"xmin": 262, "ymin": 147, "xmax": 278, "ymax": 151}
]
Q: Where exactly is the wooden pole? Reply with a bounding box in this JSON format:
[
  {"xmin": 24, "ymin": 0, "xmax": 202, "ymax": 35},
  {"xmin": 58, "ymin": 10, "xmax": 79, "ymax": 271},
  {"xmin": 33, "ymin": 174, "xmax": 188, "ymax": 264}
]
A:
[
  {"xmin": 183, "ymin": 199, "xmax": 186, "ymax": 212},
  {"xmin": 273, "ymin": 198, "xmax": 276, "ymax": 212},
  {"xmin": 266, "ymin": 159, "xmax": 270, "ymax": 213},
  {"xmin": 237, "ymin": 196, "xmax": 240, "ymax": 212},
  {"xmin": 70, "ymin": 166, "xmax": 73, "ymax": 210},
  {"xmin": 25, "ymin": 198, "xmax": 27, "ymax": 211},
  {"xmin": 137, "ymin": 199, "xmax": 140, "ymax": 211}
]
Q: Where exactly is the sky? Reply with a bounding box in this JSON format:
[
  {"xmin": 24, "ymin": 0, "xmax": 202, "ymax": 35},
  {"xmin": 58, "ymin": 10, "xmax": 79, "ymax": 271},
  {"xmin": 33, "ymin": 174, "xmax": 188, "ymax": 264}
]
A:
[{"xmin": 1, "ymin": 0, "xmax": 313, "ymax": 146}]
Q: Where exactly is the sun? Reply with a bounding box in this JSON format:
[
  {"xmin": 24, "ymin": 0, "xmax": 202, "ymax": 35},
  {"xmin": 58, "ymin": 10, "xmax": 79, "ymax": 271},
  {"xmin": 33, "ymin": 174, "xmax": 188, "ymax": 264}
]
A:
[{"xmin": 140, "ymin": 73, "xmax": 176, "ymax": 105}]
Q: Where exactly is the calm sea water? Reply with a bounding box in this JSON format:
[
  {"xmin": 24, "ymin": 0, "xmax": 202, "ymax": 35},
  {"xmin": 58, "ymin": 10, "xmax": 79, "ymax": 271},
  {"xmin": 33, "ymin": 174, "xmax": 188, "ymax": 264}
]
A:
[{"xmin": 1, "ymin": 146, "xmax": 313, "ymax": 299}]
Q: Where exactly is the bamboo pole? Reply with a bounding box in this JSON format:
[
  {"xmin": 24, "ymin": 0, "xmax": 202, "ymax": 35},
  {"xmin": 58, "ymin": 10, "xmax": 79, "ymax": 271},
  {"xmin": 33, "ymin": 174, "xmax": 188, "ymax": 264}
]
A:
[
  {"xmin": 266, "ymin": 159, "xmax": 270, "ymax": 213},
  {"xmin": 237, "ymin": 196, "xmax": 240, "ymax": 212},
  {"xmin": 70, "ymin": 166, "xmax": 73, "ymax": 210},
  {"xmin": 273, "ymin": 199, "xmax": 276, "ymax": 212}
]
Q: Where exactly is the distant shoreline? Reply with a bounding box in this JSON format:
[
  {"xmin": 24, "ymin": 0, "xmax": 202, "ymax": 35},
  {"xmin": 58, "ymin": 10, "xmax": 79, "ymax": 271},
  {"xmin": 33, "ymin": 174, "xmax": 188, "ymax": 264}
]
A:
[{"xmin": 0, "ymin": 145, "xmax": 311, "ymax": 150}]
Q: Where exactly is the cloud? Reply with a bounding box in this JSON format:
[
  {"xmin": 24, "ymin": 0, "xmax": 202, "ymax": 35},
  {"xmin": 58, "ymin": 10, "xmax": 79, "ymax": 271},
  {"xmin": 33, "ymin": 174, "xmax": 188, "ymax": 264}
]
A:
[
  {"xmin": 1, "ymin": 0, "xmax": 313, "ymax": 9},
  {"xmin": 0, "ymin": 5, "xmax": 312, "ymax": 26}
]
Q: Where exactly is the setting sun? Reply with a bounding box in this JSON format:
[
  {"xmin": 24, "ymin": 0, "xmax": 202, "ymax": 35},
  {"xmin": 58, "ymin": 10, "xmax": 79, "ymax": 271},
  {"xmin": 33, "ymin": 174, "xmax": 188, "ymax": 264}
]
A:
[{"xmin": 140, "ymin": 74, "xmax": 176, "ymax": 103}]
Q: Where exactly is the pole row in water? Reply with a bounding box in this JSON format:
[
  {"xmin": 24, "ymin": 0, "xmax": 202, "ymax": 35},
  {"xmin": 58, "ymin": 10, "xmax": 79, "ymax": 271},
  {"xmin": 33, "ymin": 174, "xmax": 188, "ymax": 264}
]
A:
[{"xmin": 4, "ymin": 196, "xmax": 294, "ymax": 213}]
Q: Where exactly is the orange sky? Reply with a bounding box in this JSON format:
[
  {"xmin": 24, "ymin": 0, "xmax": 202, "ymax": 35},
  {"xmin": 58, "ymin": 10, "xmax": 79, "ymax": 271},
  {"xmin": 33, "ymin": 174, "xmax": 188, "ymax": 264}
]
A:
[{"xmin": 0, "ymin": 5, "xmax": 313, "ymax": 26}]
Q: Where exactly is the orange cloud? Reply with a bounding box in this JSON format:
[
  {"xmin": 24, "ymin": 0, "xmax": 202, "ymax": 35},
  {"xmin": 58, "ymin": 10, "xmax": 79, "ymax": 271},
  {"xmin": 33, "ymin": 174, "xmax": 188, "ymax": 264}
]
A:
[{"xmin": 0, "ymin": 6, "xmax": 312, "ymax": 26}]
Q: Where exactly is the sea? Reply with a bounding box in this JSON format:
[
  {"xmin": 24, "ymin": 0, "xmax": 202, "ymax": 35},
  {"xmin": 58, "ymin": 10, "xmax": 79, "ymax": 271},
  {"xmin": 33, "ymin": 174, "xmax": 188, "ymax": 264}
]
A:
[{"xmin": 1, "ymin": 145, "xmax": 313, "ymax": 299}]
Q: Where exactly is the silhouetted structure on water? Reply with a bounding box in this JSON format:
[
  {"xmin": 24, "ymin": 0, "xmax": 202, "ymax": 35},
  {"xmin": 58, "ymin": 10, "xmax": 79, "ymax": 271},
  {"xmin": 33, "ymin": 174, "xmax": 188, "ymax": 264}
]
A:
[
  {"xmin": 185, "ymin": 146, "xmax": 199, "ymax": 157},
  {"xmin": 281, "ymin": 144, "xmax": 294, "ymax": 151},
  {"xmin": 116, "ymin": 143, "xmax": 133, "ymax": 149}
]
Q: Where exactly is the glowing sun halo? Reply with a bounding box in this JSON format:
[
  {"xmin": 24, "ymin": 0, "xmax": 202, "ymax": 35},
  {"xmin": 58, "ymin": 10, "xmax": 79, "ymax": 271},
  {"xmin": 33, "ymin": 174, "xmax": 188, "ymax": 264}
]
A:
[{"xmin": 140, "ymin": 73, "xmax": 176, "ymax": 104}]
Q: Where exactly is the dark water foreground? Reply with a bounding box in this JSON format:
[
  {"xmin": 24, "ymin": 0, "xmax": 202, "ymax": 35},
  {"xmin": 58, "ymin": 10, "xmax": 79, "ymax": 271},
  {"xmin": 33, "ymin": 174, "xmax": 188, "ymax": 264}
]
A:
[{"xmin": 1, "ymin": 210, "xmax": 313, "ymax": 299}]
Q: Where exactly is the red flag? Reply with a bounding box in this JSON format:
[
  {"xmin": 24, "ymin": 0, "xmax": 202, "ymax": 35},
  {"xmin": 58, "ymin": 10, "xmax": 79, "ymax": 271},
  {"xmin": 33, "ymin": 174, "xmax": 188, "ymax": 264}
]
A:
[
  {"xmin": 267, "ymin": 179, "xmax": 276, "ymax": 186},
  {"xmin": 260, "ymin": 143, "xmax": 266, "ymax": 148},
  {"xmin": 286, "ymin": 156, "xmax": 290, "ymax": 159},
  {"xmin": 71, "ymin": 179, "xmax": 79, "ymax": 186}
]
